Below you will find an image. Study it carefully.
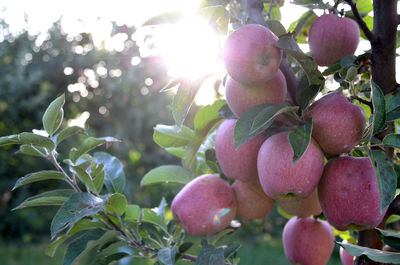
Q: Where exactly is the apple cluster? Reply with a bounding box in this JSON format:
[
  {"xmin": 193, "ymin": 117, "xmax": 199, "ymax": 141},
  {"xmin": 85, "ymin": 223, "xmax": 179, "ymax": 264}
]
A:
[{"xmin": 171, "ymin": 16, "xmax": 375, "ymax": 265}]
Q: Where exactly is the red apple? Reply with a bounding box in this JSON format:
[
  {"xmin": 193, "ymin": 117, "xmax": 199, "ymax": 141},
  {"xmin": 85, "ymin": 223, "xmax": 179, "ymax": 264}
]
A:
[
  {"xmin": 215, "ymin": 119, "xmax": 265, "ymax": 182},
  {"xmin": 232, "ymin": 179, "xmax": 275, "ymax": 219},
  {"xmin": 171, "ymin": 174, "xmax": 236, "ymax": 235},
  {"xmin": 305, "ymin": 92, "xmax": 366, "ymax": 155},
  {"xmin": 222, "ymin": 24, "xmax": 282, "ymax": 86},
  {"xmin": 283, "ymin": 217, "xmax": 334, "ymax": 265},
  {"xmin": 225, "ymin": 69, "xmax": 287, "ymax": 117},
  {"xmin": 309, "ymin": 14, "xmax": 360, "ymax": 66},
  {"xmin": 278, "ymin": 188, "xmax": 322, "ymax": 217},
  {"xmin": 340, "ymin": 247, "xmax": 354, "ymax": 265},
  {"xmin": 318, "ymin": 156, "xmax": 387, "ymax": 230},
  {"xmin": 257, "ymin": 131, "xmax": 324, "ymax": 200}
]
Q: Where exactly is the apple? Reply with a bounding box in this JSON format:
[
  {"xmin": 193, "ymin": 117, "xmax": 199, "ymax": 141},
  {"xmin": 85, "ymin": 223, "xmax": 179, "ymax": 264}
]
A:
[
  {"xmin": 215, "ymin": 119, "xmax": 265, "ymax": 182},
  {"xmin": 305, "ymin": 92, "xmax": 366, "ymax": 155},
  {"xmin": 318, "ymin": 156, "xmax": 387, "ymax": 230},
  {"xmin": 257, "ymin": 131, "xmax": 324, "ymax": 200},
  {"xmin": 309, "ymin": 14, "xmax": 360, "ymax": 66},
  {"xmin": 340, "ymin": 247, "xmax": 354, "ymax": 265},
  {"xmin": 283, "ymin": 216, "xmax": 334, "ymax": 265},
  {"xmin": 222, "ymin": 24, "xmax": 282, "ymax": 86},
  {"xmin": 278, "ymin": 188, "xmax": 322, "ymax": 217},
  {"xmin": 225, "ymin": 69, "xmax": 287, "ymax": 117},
  {"xmin": 171, "ymin": 174, "xmax": 236, "ymax": 235},
  {"xmin": 232, "ymin": 179, "xmax": 275, "ymax": 219}
]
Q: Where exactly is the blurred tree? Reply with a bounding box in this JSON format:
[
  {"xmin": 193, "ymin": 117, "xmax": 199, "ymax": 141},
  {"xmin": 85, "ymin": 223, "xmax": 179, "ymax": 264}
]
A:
[{"xmin": 0, "ymin": 20, "xmax": 178, "ymax": 240}]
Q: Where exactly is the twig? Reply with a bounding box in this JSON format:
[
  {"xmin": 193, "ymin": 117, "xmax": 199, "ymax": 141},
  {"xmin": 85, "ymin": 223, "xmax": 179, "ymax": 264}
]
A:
[
  {"xmin": 344, "ymin": 0, "xmax": 375, "ymax": 41},
  {"xmin": 349, "ymin": 95, "xmax": 373, "ymax": 111},
  {"xmin": 267, "ymin": 0, "xmax": 274, "ymax": 20},
  {"xmin": 48, "ymin": 152, "xmax": 82, "ymax": 192}
]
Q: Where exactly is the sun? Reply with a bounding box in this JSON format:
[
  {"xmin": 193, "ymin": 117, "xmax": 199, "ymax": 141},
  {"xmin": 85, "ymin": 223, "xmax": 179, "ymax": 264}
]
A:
[{"xmin": 152, "ymin": 16, "xmax": 223, "ymax": 80}]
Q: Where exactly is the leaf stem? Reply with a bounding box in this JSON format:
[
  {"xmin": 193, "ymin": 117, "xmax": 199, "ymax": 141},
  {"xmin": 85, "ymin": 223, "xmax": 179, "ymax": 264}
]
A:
[{"xmin": 48, "ymin": 152, "xmax": 82, "ymax": 192}]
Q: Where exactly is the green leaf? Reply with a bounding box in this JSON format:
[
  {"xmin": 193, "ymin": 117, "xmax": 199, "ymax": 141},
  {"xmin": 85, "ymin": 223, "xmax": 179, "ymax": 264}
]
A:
[
  {"xmin": 153, "ymin": 124, "xmax": 196, "ymax": 148},
  {"xmin": 94, "ymin": 152, "xmax": 126, "ymax": 193},
  {"xmin": 370, "ymin": 150, "xmax": 397, "ymax": 212},
  {"xmin": 234, "ymin": 104, "xmax": 278, "ymax": 149},
  {"xmin": 46, "ymin": 235, "xmax": 67, "ymax": 257},
  {"xmin": 125, "ymin": 204, "xmax": 141, "ymax": 221},
  {"xmin": 198, "ymin": 5, "xmax": 229, "ymax": 35},
  {"xmin": 142, "ymin": 10, "xmax": 186, "ymax": 26},
  {"xmin": 385, "ymin": 91, "xmax": 400, "ymax": 121},
  {"xmin": 275, "ymin": 36, "xmax": 324, "ymax": 109},
  {"xmin": 179, "ymin": 242, "xmax": 194, "ymax": 254},
  {"xmin": 196, "ymin": 243, "xmax": 224, "ymax": 265},
  {"xmin": 160, "ymin": 77, "xmax": 182, "ymax": 92},
  {"xmin": 51, "ymin": 193, "xmax": 106, "ymax": 239},
  {"xmin": 383, "ymin": 134, "xmax": 400, "ymax": 148},
  {"xmin": 43, "ymin": 94, "xmax": 65, "ymax": 136},
  {"xmin": 63, "ymin": 229, "xmax": 119, "ymax": 265},
  {"xmin": 13, "ymin": 170, "xmax": 65, "ymax": 190},
  {"xmin": 54, "ymin": 126, "xmax": 86, "ymax": 145},
  {"xmin": 250, "ymin": 102, "xmax": 298, "ymax": 135},
  {"xmin": 194, "ymin": 100, "xmax": 226, "ymax": 132},
  {"xmin": 15, "ymin": 144, "xmax": 47, "ymax": 157},
  {"xmin": 266, "ymin": 20, "xmax": 286, "ymax": 37},
  {"xmin": 337, "ymin": 241, "xmax": 400, "ymax": 264},
  {"xmin": 0, "ymin": 134, "xmax": 20, "ymax": 146},
  {"xmin": 360, "ymin": 15, "xmax": 373, "ymax": 40},
  {"xmin": 142, "ymin": 208, "xmax": 168, "ymax": 233},
  {"xmin": 70, "ymin": 137, "xmax": 120, "ymax": 164},
  {"xmin": 93, "ymin": 170, "xmax": 105, "ymax": 194},
  {"xmin": 376, "ymin": 228, "xmax": 400, "ymax": 252},
  {"xmin": 16, "ymin": 132, "xmax": 55, "ymax": 150},
  {"xmin": 140, "ymin": 165, "xmax": 192, "ymax": 186},
  {"xmin": 172, "ymin": 77, "xmax": 209, "ymax": 128},
  {"xmin": 71, "ymin": 166, "xmax": 98, "ymax": 195},
  {"xmin": 158, "ymin": 247, "xmax": 176, "ymax": 265},
  {"xmin": 288, "ymin": 10, "xmax": 317, "ymax": 43},
  {"xmin": 223, "ymin": 243, "xmax": 241, "ymax": 259},
  {"xmin": 106, "ymin": 193, "xmax": 127, "ymax": 216},
  {"xmin": 165, "ymin": 147, "xmax": 185, "ymax": 158},
  {"xmin": 89, "ymin": 253, "xmax": 129, "ymax": 265},
  {"xmin": 371, "ymin": 81, "xmax": 386, "ymax": 134},
  {"xmin": 13, "ymin": 189, "xmax": 74, "ymax": 210},
  {"xmin": 355, "ymin": 0, "xmax": 373, "ymax": 13},
  {"xmin": 289, "ymin": 118, "xmax": 313, "ymax": 165}
]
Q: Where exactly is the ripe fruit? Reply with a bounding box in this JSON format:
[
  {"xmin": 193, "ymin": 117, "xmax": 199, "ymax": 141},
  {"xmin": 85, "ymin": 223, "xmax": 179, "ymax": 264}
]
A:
[
  {"xmin": 340, "ymin": 247, "xmax": 354, "ymax": 265},
  {"xmin": 278, "ymin": 188, "xmax": 322, "ymax": 217},
  {"xmin": 215, "ymin": 119, "xmax": 265, "ymax": 182},
  {"xmin": 232, "ymin": 179, "xmax": 275, "ymax": 219},
  {"xmin": 257, "ymin": 131, "xmax": 324, "ymax": 200},
  {"xmin": 222, "ymin": 24, "xmax": 282, "ymax": 86},
  {"xmin": 305, "ymin": 92, "xmax": 366, "ymax": 155},
  {"xmin": 171, "ymin": 174, "xmax": 236, "ymax": 235},
  {"xmin": 309, "ymin": 14, "xmax": 360, "ymax": 66},
  {"xmin": 225, "ymin": 69, "xmax": 287, "ymax": 117},
  {"xmin": 318, "ymin": 156, "xmax": 387, "ymax": 230},
  {"xmin": 283, "ymin": 217, "xmax": 334, "ymax": 265}
]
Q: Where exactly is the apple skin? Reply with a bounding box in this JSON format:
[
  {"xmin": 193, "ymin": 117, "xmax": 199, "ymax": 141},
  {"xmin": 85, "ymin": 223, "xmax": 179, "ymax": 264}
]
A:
[
  {"xmin": 222, "ymin": 24, "xmax": 282, "ymax": 86},
  {"xmin": 340, "ymin": 247, "xmax": 354, "ymax": 265},
  {"xmin": 257, "ymin": 131, "xmax": 325, "ymax": 200},
  {"xmin": 215, "ymin": 119, "xmax": 265, "ymax": 182},
  {"xmin": 309, "ymin": 14, "xmax": 360, "ymax": 66},
  {"xmin": 225, "ymin": 69, "xmax": 287, "ymax": 117},
  {"xmin": 232, "ymin": 179, "xmax": 275, "ymax": 219},
  {"xmin": 278, "ymin": 188, "xmax": 322, "ymax": 217},
  {"xmin": 305, "ymin": 92, "xmax": 366, "ymax": 155},
  {"xmin": 318, "ymin": 156, "xmax": 387, "ymax": 231},
  {"xmin": 171, "ymin": 174, "xmax": 236, "ymax": 235},
  {"xmin": 283, "ymin": 217, "xmax": 334, "ymax": 265}
]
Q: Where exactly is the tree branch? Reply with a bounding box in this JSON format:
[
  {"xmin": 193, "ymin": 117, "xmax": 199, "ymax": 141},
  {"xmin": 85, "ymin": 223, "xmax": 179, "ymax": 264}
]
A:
[{"xmin": 344, "ymin": 0, "xmax": 375, "ymax": 41}]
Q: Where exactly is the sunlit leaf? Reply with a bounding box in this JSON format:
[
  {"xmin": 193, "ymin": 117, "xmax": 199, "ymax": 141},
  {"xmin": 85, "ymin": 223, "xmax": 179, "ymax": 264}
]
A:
[
  {"xmin": 371, "ymin": 81, "xmax": 386, "ymax": 134},
  {"xmin": 13, "ymin": 170, "xmax": 65, "ymax": 190},
  {"xmin": 141, "ymin": 165, "xmax": 192, "ymax": 186},
  {"xmin": 266, "ymin": 20, "xmax": 286, "ymax": 37},
  {"xmin": 15, "ymin": 144, "xmax": 47, "ymax": 157},
  {"xmin": 199, "ymin": 5, "xmax": 229, "ymax": 35},
  {"xmin": 70, "ymin": 137, "xmax": 120, "ymax": 164},
  {"xmin": 106, "ymin": 193, "xmax": 127, "ymax": 216},
  {"xmin": 153, "ymin": 124, "xmax": 196, "ymax": 148},
  {"xmin": 142, "ymin": 10, "xmax": 186, "ymax": 26},
  {"xmin": 42, "ymin": 94, "xmax": 65, "ymax": 136},
  {"xmin": 54, "ymin": 126, "xmax": 86, "ymax": 145},
  {"xmin": 338, "ymin": 241, "xmax": 400, "ymax": 264},
  {"xmin": 125, "ymin": 205, "xmax": 141, "ymax": 221},
  {"xmin": 194, "ymin": 100, "xmax": 226, "ymax": 132}
]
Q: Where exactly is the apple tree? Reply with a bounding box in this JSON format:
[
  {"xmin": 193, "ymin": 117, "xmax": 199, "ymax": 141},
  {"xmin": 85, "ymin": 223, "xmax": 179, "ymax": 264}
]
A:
[{"xmin": 2, "ymin": 0, "xmax": 400, "ymax": 264}]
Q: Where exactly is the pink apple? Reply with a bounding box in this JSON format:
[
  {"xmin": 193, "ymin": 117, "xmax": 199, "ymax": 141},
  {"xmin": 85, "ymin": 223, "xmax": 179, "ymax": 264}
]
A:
[
  {"xmin": 278, "ymin": 188, "xmax": 322, "ymax": 217},
  {"xmin": 257, "ymin": 131, "xmax": 324, "ymax": 200},
  {"xmin": 309, "ymin": 14, "xmax": 360, "ymax": 66},
  {"xmin": 222, "ymin": 24, "xmax": 282, "ymax": 86},
  {"xmin": 305, "ymin": 92, "xmax": 366, "ymax": 155},
  {"xmin": 283, "ymin": 216, "xmax": 334, "ymax": 265},
  {"xmin": 225, "ymin": 69, "xmax": 287, "ymax": 117},
  {"xmin": 232, "ymin": 179, "xmax": 275, "ymax": 219},
  {"xmin": 340, "ymin": 247, "xmax": 354, "ymax": 265},
  {"xmin": 215, "ymin": 119, "xmax": 265, "ymax": 182},
  {"xmin": 318, "ymin": 156, "xmax": 387, "ymax": 230},
  {"xmin": 171, "ymin": 174, "xmax": 236, "ymax": 235}
]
